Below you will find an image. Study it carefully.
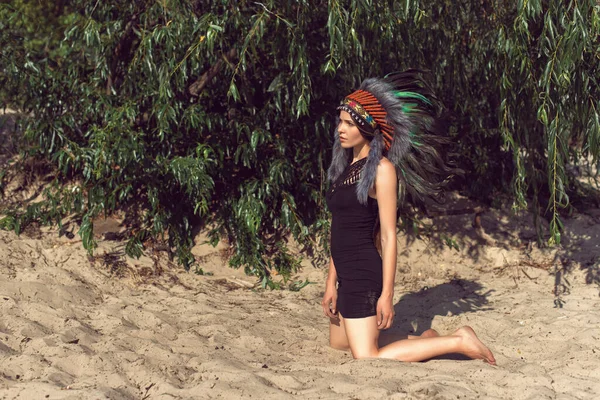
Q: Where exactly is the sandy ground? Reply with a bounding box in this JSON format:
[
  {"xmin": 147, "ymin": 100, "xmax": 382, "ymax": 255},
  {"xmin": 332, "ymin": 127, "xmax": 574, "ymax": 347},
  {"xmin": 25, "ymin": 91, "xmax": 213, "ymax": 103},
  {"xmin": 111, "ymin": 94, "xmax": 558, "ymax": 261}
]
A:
[{"xmin": 1, "ymin": 199, "xmax": 599, "ymax": 400}]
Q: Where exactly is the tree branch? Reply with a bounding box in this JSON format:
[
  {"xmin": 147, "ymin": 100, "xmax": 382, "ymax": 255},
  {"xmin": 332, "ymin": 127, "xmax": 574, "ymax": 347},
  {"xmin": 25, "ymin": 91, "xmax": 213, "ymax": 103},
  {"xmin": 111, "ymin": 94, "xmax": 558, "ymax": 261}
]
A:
[
  {"xmin": 106, "ymin": 14, "xmax": 139, "ymax": 95},
  {"xmin": 188, "ymin": 48, "xmax": 237, "ymax": 97}
]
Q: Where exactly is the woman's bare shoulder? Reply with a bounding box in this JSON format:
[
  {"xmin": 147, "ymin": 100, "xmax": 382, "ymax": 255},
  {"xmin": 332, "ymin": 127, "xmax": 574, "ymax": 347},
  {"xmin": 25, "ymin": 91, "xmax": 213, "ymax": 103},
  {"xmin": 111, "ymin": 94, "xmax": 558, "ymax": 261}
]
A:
[{"xmin": 376, "ymin": 157, "xmax": 396, "ymax": 182}]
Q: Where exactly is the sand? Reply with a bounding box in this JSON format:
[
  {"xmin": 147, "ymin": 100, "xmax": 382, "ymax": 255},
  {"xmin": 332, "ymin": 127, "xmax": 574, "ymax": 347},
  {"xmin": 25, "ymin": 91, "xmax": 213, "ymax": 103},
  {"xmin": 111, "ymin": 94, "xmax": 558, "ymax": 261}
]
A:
[{"xmin": 1, "ymin": 198, "xmax": 599, "ymax": 400}]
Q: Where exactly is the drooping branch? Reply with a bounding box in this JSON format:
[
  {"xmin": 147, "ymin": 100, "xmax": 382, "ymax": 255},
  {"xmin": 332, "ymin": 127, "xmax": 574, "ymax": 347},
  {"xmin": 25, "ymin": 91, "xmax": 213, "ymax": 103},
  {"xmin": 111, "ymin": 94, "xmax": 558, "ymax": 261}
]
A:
[
  {"xmin": 188, "ymin": 48, "xmax": 237, "ymax": 97},
  {"xmin": 106, "ymin": 14, "xmax": 140, "ymax": 95}
]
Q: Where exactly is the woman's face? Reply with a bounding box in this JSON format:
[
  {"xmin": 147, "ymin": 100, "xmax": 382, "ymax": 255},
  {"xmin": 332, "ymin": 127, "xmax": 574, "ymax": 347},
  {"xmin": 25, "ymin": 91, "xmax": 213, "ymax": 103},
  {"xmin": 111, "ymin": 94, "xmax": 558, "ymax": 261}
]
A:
[{"xmin": 337, "ymin": 111, "xmax": 368, "ymax": 149}]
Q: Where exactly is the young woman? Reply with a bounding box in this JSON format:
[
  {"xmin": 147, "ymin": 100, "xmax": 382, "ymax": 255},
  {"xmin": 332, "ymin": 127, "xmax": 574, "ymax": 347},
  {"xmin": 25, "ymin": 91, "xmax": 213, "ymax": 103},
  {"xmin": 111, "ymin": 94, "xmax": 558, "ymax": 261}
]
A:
[{"xmin": 322, "ymin": 71, "xmax": 496, "ymax": 364}]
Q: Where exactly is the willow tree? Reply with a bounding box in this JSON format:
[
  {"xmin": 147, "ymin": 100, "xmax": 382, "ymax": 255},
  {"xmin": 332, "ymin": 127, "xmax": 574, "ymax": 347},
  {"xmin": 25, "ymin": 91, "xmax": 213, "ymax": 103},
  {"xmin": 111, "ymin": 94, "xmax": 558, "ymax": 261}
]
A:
[
  {"xmin": 496, "ymin": 0, "xmax": 600, "ymax": 244},
  {"xmin": 1, "ymin": 0, "xmax": 598, "ymax": 284}
]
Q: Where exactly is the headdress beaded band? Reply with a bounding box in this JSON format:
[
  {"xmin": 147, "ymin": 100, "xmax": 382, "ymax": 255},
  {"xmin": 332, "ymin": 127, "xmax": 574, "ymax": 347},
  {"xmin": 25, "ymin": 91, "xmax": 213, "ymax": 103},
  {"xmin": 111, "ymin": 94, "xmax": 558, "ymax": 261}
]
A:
[{"xmin": 337, "ymin": 89, "xmax": 394, "ymax": 151}]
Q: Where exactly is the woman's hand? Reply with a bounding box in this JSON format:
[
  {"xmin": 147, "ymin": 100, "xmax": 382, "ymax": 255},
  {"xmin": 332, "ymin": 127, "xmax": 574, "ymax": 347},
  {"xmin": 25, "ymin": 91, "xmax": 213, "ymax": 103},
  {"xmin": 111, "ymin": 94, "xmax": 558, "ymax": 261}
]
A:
[
  {"xmin": 376, "ymin": 292, "xmax": 394, "ymax": 330},
  {"xmin": 321, "ymin": 285, "xmax": 338, "ymax": 319}
]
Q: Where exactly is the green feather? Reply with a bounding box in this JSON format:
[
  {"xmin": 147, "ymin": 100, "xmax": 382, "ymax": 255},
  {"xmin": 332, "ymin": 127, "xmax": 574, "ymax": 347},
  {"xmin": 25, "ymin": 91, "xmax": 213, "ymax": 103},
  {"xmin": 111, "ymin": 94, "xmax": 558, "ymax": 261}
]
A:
[
  {"xmin": 402, "ymin": 102, "xmax": 417, "ymax": 113},
  {"xmin": 393, "ymin": 91, "xmax": 432, "ymax": 105}
]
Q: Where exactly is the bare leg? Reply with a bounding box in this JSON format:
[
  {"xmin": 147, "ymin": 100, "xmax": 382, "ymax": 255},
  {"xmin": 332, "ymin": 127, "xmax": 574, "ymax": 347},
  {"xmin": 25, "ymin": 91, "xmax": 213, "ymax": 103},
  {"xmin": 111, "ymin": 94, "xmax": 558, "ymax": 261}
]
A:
[
  {"xmin": 407, "ymin": 329, "xmax": 439, "ymax": 340},
  {"xmin": 329, "ymin": 316, "xmax": 350, "ymax": 351},
  {"xmin": 379, "ymin": 328, "xmax": 439, "ymax": 347},
  {"xmin": 329, "ymin": 315, "xmax": 436, "ymax": 350},
  {"xmin": 343, "ymin": 316, "xmax": 496, "ymax": 365}
]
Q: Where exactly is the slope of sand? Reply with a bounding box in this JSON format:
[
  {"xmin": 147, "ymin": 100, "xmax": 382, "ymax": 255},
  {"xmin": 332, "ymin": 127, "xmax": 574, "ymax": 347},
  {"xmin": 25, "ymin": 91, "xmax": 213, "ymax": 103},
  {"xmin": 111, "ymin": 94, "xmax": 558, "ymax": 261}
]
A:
[{"xmin": 1, "ymin": 202, "xmax": 599, "ymax": 400}]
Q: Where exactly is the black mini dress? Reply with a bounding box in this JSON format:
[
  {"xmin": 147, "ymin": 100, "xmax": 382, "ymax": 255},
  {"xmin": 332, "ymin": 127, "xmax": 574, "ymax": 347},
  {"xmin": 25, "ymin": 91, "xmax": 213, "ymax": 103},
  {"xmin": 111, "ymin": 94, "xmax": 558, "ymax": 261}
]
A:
[{"xmin": 325, "ymin": 158, "xmax": 383, "ymax": 319}]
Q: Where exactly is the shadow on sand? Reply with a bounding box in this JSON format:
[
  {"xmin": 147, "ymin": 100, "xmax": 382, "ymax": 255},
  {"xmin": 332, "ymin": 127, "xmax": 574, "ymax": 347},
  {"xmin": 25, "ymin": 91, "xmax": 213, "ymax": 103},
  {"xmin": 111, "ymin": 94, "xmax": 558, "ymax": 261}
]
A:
[{"xmin": 401, "ymin": 183, "xmax": 600, "ymax": 303}]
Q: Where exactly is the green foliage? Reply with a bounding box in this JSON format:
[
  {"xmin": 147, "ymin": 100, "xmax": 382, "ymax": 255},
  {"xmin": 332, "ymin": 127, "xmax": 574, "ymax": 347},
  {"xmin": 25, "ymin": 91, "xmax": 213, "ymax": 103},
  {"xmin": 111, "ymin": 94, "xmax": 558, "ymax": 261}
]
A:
[
  {"xmin": 497, "ymin": 0, "xmax": 600, "ymax": 245},
  {"xmin": 1, "ymin": 0, "xmax": 599, "ymax": 286},
  {"xmin": 441, "ymin": 234, "xmax": 460, "ymax": 252}
]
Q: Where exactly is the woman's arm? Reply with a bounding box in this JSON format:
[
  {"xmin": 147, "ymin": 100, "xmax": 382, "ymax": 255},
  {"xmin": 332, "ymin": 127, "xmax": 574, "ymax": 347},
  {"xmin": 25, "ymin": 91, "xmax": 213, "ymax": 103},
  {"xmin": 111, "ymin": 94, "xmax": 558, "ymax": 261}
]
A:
[
  {"xmin": 325, "ymin": 256, "xmax": 338, "ymax": 289},
  {"xmin": 374, "ymin": 158, "xmax": 398, "ymax": 329},
  {"xmin": 322, "ymin": 256, "xmax": 339, "ymax": 318}
]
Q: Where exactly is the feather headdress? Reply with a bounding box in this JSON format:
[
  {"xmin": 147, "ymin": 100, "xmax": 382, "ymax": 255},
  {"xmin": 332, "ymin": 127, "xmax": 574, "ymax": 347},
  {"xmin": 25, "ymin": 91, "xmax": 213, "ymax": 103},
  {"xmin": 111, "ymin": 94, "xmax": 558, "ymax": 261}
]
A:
[{"xmin": 328, "ymin": 69, "xmax": 457, "ymax": 205}]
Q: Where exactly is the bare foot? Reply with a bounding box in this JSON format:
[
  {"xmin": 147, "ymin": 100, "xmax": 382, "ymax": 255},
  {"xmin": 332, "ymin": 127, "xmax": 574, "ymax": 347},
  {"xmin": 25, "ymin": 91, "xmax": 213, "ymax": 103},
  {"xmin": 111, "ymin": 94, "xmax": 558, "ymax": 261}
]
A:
[{"xmin": 454, "ymin": 326, "xmax": 497, "ymax": 365}]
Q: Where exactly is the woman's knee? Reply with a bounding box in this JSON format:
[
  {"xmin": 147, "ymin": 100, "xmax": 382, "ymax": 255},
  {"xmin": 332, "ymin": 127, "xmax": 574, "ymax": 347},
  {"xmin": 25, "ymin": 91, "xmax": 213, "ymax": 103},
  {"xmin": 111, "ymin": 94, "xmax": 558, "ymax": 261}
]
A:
[
  {"xmin": 329, "ymin": 336, "xmax": 349, "ymax": 351},
  {"xmin": 350, "ymin": 348, "xmax": 379, "ymax": 359},
  {"xmin": 349, "ymin": 339, "xmax": 379, "ymax": 358}
]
